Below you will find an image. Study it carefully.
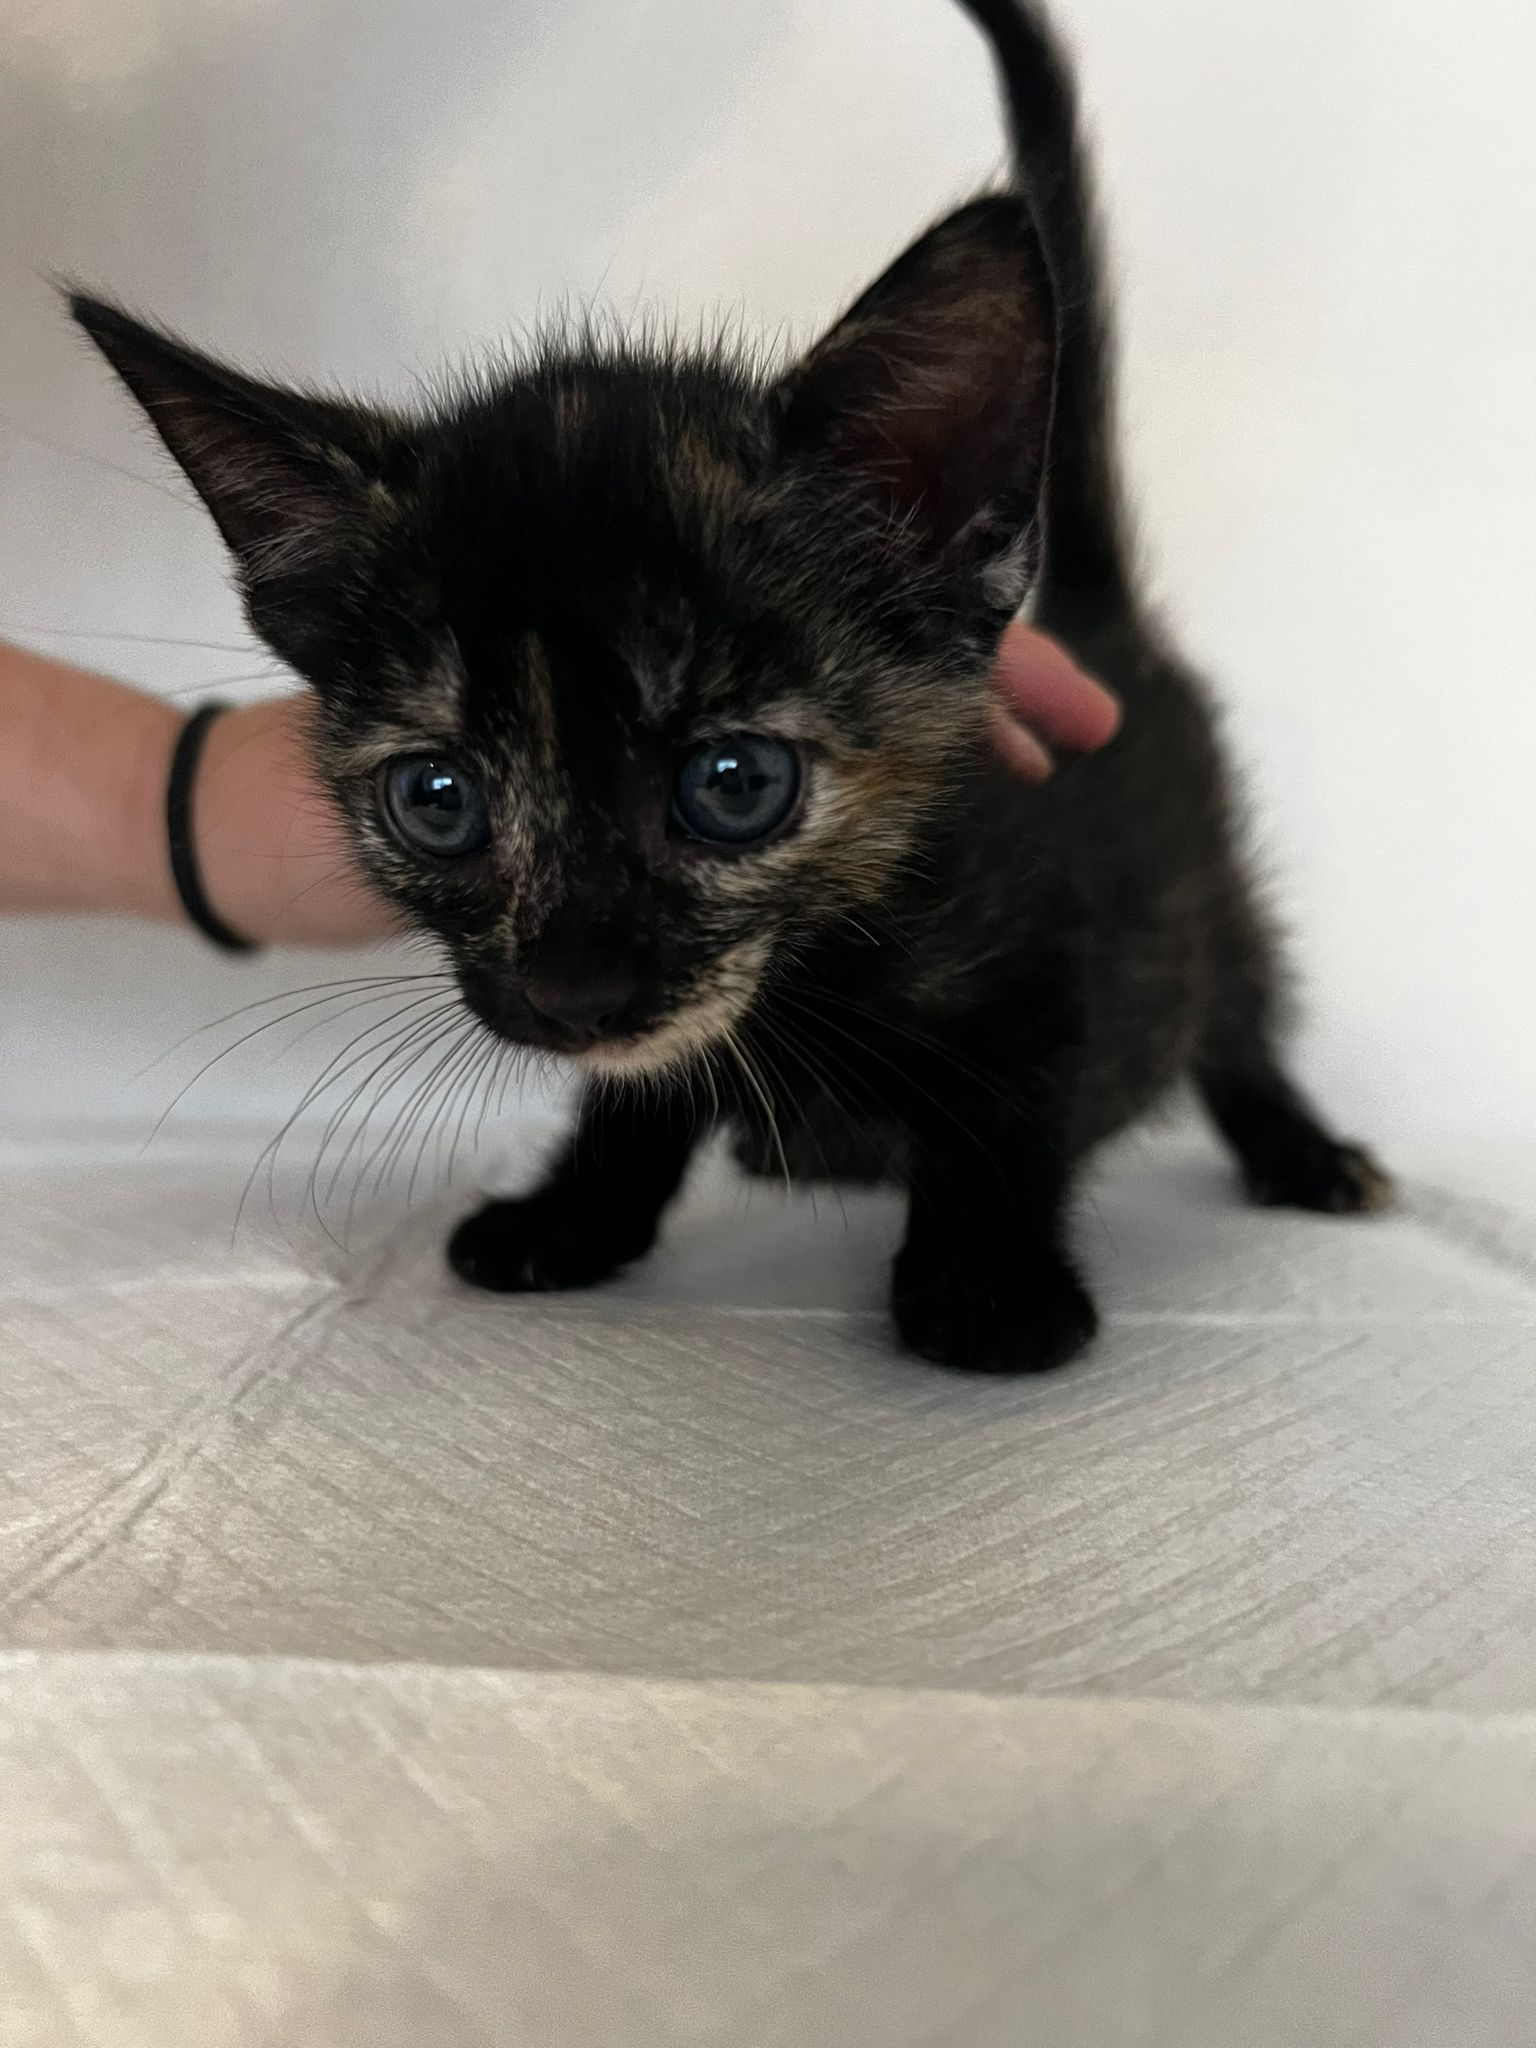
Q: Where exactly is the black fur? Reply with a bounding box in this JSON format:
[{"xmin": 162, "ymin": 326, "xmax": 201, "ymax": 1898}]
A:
[{"xmin": 73, "ymin": 0, "xmax": 1389, "ymax": 1374}]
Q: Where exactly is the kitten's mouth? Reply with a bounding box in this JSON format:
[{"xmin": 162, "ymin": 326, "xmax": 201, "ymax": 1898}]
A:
[
  {"xmin": 572, "ymin": 1032, "xmax": 671, "ymax": 1074},
  {"xmin": 463, "ymin": 942, "xmax": 767, "ymax": 1078},
  {"xmin": 571, "ymin": 997, "xmax": 746, "ymax": 1079},
  {"xmin": 566, "ymin": 944, "xmax": 770, "ymax": 1079}
]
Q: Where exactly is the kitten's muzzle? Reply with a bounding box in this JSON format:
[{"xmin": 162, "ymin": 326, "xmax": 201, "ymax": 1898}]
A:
[{"xmin": 471, "ymin": 963, "xmax": 643, "ymax": 1056}]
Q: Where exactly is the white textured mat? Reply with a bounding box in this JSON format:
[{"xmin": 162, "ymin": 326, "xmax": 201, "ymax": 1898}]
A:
[
  {"xmin": 3, "ymin": 1122, "xmax": 1535, "ymax": 2042},
  {"xmin": 5, "ymin": 1657, "xmax": 1536, "ymax": 2048}
]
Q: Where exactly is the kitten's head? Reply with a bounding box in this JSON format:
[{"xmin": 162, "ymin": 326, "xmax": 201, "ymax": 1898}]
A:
[{"xmin": 74, "ymin": 196, "xmax": 1056, "ymax": 1075}]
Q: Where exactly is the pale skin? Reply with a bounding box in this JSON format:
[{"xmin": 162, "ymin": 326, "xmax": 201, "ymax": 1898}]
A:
[{"xmin": 0, "ymin": 625, "xmax": 1120, "ymax": 947}]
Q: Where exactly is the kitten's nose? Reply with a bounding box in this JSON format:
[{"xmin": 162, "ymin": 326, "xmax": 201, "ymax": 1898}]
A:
[{"xmin": 521, "ymin": 965, "xmax": 638, "ymax": 1048}]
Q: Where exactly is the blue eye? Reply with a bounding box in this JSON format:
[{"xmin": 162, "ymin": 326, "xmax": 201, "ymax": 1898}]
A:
[
  {"xmin": 672, "ymin": 736, "xmax": 801, "ymax": 846},
  {"xmin": 379, "ymin": 754, "xmax": 492, "ymax": 859}
]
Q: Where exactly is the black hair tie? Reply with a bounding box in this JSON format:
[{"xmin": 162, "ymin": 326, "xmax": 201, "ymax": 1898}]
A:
[{"xmin": 166, "ymin": 703, "xmax": 259, "ymax": 954}]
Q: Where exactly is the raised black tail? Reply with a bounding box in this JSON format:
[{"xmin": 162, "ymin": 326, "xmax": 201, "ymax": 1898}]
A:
[{"xmin": 955, "ymin": 0, "xmax": 1136, "ymax": 625}]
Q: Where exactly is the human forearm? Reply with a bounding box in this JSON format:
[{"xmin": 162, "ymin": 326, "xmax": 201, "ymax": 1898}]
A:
[
  {"xmin": 0, "ymin": 640, "xmax": 182, "ymax": 922},
  {"xmin": 0, "ymin": 641, "xmax": 394, "ymax": 944}
]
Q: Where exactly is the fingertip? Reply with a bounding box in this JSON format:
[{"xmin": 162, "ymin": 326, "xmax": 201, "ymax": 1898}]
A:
[
  {"xmin": 993, "ymin": 622, "xmax": 1122, "ymax": 753},
  {"xmin": 987, "ymin": 702, "xmax": 1054, "ymax": 783}
]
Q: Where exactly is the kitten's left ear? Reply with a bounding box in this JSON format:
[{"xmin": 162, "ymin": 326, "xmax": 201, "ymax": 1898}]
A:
[
  {"xmin": 69, "ymin": 294, "xmax": 399, "ymax": 585},
  {"xmin": 772, "ymin": 195, "xmax": 1056, "ymax": 599}
]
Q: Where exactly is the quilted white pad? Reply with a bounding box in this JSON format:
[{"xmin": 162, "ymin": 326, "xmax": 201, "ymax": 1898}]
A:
[{"xmin": 3, "ymin": 1119, "xmax": 1535, "ymax": 2043}]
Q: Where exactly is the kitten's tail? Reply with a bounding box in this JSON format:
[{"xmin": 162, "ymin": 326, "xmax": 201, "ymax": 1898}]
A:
[{"xmin": 955, "ymin": 0, "xmax": 1136, "ymax": 625}]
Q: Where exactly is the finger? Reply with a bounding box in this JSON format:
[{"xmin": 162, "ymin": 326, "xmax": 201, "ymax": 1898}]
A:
[
  {"xmin": 992, "ymin": 621, "xmax": 1121, "ymax": 753},
  {"xmin": 986, "ymin": 700, "xmax": 1054, "ymax": 782}
]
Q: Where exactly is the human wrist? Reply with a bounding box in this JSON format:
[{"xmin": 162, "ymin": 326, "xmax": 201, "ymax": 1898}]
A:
[
  {"xmin": 110, "ymin": 677, "xmax": 186, "ymax": 923},
  {"xmin": 192, "ymin": 696, "xmax": 399, "ymax": 948}
]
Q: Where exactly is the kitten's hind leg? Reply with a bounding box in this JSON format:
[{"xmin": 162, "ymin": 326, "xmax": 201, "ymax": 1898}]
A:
[
  {"xmin": 1197, "ymin": 1056, "xmax": 1393, "ymax": 1215},
  {"xmin": 449, "ymin": 1082, "xmax": 701, "ymax": 1294},
  {"xmin": 1196, "ymin": 910, "xmax": 1392, "ymax": 1215}
]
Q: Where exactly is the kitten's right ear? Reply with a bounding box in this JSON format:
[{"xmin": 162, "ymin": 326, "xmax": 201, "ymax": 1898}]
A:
[{"xmin": 69, "ymin": 294, "xmax": 397, "ymax": 583}]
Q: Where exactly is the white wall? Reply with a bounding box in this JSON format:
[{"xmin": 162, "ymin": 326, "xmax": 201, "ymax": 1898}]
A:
[{"xmin": 2, "ymin": 0, "xmax": 1532, "ymax": 1150}]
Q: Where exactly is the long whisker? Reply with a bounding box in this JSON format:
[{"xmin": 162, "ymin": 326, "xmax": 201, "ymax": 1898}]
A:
[
  {"xmin": 282, "ymin": 998, "xmax": 464, "ymax": 1188},
  {"xmin": 309, "ymin": 1004, "xmax": 472, "ymax": 1221},
  {"xmin": 697, "ymin": 1044, "xmax": 723, "ymax": 1130},
  {"xmin": 721, "ymin": 1024, "xmax": 790, "ymax": 1197},
  {"xmin": 234, "ymin": 996, "xmax": 462, "ymax": 1243},
  {"xmin": 2, "ymin": 621, "xmax": 262, "ymax": 655},
  {"xmin": 741, "ymin": 1020, "xmax": 871, "ymax": 1228},
  {"xmin": 140, "ymin": 986, "xmax": 437, "ymax": 1149},
  {"xmin": 372, "ymin": 1015, "xmax": 488, "ymax": 1203},
  {"xmin": 446, "ymin": 1030, "xmax": 505, "ymax": 1187},
  {"xmin": 343, "ymin": 1011, "xmax": 489, "ymax": 1234},
  {"xmin": 274, "ymin": 982, "xmax": 452, "ymax": 1062},
  {"xmin": 155, "ymin": 667, "xmax": 290, "ymax": 701},
  {"xmin": 410, "ymin": 1024, "xmax": 493, "ymax": 1208},
  {"xmin": 759, "ymin": 987, "xmax": 1025, "ymax": 1213},
  {"xmin": 140, "ymin": 972, "xmax": 449, "ymax": 1073},
  {"xmin": 474, "ymin": 1040, "xmax": 513, "ymax": 1149},
  {"xmin": 774, "ymin": 983, "xmax": 1021, "ymax": 1114},
  {"xmin": 338, "ymin": 1020, "xmax": 458, "ymax": 1236},
  {"xmin": 736, "ymin": 1023, "xmax": 827, "ymax": 1224},
  {"xmin": 0, "ymin": 414, "xmax": 205, "ymax": 513},
  {"xmin": 322, "ymin": 1007, "xmax": 482, "ymax": 1244},
  {"xmin": 779, "ymin": 1002, "xmax": 1005, "ymax": 1180}
]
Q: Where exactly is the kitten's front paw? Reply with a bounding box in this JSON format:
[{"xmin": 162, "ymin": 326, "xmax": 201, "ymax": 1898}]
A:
[
  {"xmin": 892, "ymin": 1249, "xmax": 1099, "ymax": 1374},
  {"xmin": 448, "ymin": 1191, "xmax": 655, "ymax": 1294}
]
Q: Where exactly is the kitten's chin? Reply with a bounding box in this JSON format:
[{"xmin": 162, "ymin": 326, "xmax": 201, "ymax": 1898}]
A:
[
  {"xmin": 573, "ymin": 943, "xmax": 768, "ymax": 1080},
  {"xmin": 573, "ymin": 1008, "xmax": 737, "ymax": 1080},
  {"xmin": 574, "ymin": 1033, "xmax": 695, "ymax": 1079}
]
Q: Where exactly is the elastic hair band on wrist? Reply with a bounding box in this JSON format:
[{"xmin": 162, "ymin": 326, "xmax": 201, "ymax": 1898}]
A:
[{"xmin": 166, "ymin": 703, "xmax": 259, "ymax": 955}]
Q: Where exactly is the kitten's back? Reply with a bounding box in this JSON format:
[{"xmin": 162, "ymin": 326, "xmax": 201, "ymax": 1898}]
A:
[{"xmin": 918, "ymin": 5, "xmax": 1265, "ymax": 1141}]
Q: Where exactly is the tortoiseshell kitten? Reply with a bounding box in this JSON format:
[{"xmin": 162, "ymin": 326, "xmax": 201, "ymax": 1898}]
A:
[{"xmin": 73, "ymin": 0, "xmax": 1389, "ymax": 1373}]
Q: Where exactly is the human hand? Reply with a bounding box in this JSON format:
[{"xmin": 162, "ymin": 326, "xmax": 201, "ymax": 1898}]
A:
[{"xmin": 988, "ymin": 619, "xmax": 1121, "ymax": 780}]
